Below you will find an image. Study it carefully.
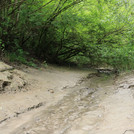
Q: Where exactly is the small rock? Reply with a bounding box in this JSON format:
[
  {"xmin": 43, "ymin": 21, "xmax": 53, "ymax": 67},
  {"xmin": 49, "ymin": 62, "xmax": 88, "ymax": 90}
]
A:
[{"xmin": 48, "ymin": 89, "xmax": 54, "ymax": 93}]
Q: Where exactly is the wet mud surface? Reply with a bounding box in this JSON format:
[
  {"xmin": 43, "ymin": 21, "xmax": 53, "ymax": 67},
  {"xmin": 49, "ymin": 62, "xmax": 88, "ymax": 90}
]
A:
[{"xmin": 0, "ymin": 62, "xmax": 134, "ymax": 134}]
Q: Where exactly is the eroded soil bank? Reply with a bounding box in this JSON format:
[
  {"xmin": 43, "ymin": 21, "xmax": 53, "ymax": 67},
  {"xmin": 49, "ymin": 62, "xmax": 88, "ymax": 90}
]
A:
[{"xmin": 0, "ymin": 62, "xmax": 134, "ymax": 134}]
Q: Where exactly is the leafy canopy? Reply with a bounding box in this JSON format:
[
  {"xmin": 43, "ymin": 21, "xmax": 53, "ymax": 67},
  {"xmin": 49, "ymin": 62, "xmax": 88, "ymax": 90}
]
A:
[{"xmin": 0, "ymin": 0, "xmax": 134, "ymax": 70}]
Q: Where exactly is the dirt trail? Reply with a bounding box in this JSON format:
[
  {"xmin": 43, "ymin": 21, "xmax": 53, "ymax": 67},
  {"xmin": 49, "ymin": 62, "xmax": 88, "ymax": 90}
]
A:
[{"xmin": 0, "ymin": 62, "xmax": 134, "ymax": 134}]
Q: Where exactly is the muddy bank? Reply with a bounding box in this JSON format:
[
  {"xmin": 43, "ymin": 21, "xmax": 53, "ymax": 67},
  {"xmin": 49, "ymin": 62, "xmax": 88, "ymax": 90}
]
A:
[{"xmin": 0, "ymin": 62, "xmax": 28, "ymax": 94}]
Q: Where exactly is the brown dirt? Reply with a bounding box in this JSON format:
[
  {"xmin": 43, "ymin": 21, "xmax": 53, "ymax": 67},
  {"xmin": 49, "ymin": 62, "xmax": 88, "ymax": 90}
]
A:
[
  {"xmin": 1, "ymin": 62, "xmax": 134, "ymax": 134},
  {"xmin": 0, "ymin": 62, "xmax": 89, "ymax": 134}
]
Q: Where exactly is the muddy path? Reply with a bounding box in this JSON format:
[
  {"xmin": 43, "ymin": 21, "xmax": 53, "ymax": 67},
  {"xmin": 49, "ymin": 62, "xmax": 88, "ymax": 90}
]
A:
[{"xmin": 0, "ymin": 62, "xmax": 134, "ymax": 134}]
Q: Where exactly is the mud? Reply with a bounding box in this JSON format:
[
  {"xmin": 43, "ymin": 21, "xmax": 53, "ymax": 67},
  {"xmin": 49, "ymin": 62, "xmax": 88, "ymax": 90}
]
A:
[
  {"xmin": 0, "ymin": 62, "xmax": 89, "ymax": 134},
  {"xmin": 0, "ymin": 62, "xmax": 134, "ymax": 134}
]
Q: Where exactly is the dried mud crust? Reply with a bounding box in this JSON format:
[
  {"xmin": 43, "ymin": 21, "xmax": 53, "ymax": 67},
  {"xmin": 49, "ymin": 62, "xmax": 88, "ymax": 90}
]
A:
[{"xmin": 0, "ymin": 62, "xmax": 29, "ymax": 94}]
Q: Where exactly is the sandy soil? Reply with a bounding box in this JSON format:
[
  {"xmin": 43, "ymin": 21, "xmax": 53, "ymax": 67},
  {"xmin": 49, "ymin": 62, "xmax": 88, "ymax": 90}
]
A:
[{"xmin": 0, "ymin": 62, "xmax": 134, "ymax": 134}]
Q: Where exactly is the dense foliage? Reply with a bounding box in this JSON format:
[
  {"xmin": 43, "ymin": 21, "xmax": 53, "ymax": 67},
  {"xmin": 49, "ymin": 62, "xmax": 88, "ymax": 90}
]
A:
[{"xmin": 0, "ymin": 0, "xmax": 134, "ymax": 70}]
